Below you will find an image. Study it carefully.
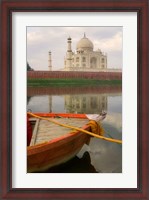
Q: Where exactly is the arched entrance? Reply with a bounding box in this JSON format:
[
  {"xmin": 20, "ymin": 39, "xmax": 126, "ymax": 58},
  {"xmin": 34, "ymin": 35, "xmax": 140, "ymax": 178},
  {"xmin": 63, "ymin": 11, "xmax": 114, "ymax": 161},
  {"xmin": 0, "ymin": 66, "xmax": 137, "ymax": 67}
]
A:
[{"xmin": 90, "ymin": 57, "xmax": 97, "ymax": 68}]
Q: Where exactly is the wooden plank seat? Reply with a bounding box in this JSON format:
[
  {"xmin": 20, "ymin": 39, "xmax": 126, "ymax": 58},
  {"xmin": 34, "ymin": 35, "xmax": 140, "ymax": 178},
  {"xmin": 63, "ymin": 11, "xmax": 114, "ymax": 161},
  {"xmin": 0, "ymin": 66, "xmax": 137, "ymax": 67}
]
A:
[{"xmin": 29, "ymin": 117, "xmax": 89, "ymax": 146}]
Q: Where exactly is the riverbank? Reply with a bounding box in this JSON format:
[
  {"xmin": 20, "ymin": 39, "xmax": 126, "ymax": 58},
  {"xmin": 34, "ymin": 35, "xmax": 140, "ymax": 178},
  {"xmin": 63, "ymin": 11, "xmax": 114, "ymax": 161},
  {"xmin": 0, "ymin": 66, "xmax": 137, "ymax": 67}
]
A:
[{"xmin": 27, "ymin": 78, "xmax": 122, "ymax": 87}]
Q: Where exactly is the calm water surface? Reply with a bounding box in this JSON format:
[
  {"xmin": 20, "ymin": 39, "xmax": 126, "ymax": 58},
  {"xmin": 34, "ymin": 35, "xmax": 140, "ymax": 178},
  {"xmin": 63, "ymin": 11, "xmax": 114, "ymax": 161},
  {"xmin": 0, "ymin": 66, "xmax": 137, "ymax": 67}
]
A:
[{"xmin": 27, "ymin": 86, "xmax": 122, "ymax": 173}]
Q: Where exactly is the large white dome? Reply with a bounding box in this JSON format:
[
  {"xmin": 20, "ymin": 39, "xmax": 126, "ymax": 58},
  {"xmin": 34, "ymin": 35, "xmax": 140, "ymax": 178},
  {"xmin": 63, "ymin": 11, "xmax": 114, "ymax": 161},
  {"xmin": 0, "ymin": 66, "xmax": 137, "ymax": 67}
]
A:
[{"xmin": 76, "ymin": 34, "xmax": 93, "ymax": 51}]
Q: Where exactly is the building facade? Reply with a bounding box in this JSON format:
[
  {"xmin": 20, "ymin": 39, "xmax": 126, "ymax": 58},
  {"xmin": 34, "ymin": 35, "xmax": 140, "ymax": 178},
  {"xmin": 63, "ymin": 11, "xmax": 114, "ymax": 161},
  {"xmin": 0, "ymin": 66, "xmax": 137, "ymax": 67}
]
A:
[{"xmin": 64, "ymin": 33, "xmax": 107, "ymax": 71}]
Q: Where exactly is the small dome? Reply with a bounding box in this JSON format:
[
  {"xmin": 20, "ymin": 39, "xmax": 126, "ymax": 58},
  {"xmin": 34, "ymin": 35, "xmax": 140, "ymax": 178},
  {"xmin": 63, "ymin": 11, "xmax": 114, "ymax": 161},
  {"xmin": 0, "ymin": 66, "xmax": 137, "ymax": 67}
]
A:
[
  {"xmin": 76, "ymin": 33, "xmax": 93, "ymax": 51},
  {"xmin": 67, "ymin": 36, "xmax": 71, "ymax": 40}
]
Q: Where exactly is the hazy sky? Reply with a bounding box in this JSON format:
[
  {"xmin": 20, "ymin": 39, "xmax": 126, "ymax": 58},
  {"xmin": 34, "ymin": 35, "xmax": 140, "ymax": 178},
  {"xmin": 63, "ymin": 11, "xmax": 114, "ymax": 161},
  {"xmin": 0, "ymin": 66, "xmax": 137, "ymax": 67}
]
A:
[{"xmin": 27, "ymin": 26, "xmax": 122, "ymax": 71}]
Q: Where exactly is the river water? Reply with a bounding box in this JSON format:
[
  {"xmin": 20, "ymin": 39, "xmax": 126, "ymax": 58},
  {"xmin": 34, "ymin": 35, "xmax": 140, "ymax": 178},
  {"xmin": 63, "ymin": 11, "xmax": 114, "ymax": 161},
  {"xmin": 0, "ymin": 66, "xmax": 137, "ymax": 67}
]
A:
[{"xmin": 27, "ymin": 85, "xmax": 122, "ymax": 173}]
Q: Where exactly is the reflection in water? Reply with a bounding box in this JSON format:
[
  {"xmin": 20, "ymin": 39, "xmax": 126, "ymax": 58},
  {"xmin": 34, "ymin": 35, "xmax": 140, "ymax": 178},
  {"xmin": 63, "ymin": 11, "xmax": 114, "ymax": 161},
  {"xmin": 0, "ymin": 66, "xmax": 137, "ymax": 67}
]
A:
[
  {"xmin": 27, "ymin": 85, "xmax": 122, "ymax": 96},
  {"xmin": 27, "ymin": 96, "xmax": 32, "ymax": 104},
  {"xmin": 36, "ymin": 151, "xmax": 97, "ymax": 173},
  {"xmin": 89, "ymin": 137, "xmax": 122, "ymax": 173},
  {"xmin": 65, "ymin": 94, "xmax": 107, "ymax": 113},
  {"xmin": 27, "ymin": 88, "xmax": 121, "ymax": 115},
  {"xmin": 27, "ymin": 86, "xmax": 122, "ymax": 173}
]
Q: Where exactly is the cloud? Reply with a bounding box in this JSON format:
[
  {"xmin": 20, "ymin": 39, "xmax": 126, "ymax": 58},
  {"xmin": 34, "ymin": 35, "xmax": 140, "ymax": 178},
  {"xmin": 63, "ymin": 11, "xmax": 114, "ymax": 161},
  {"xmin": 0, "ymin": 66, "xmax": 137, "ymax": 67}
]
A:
[
  {"xmin": 93, "ymin": 31, "xmax": 122, "ymax": 52},
  {"xmin": 27, "ymin": 32, "xmax": 43, "ymax": 43}
]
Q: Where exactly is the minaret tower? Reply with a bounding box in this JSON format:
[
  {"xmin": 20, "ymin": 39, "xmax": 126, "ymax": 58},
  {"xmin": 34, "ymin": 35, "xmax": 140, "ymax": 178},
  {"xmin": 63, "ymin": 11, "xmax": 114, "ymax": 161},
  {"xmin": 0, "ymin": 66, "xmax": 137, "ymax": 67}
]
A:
[
  {"xmin": 49, "ymin": 95, "xmax": 52, "ymax": 113},
  {"xmin": 48, "ymin": 51, "xmax": 52, "ymax": 71},
  {"xmin": 66, "ymin": 36, "xmax": 72, "ymax": 69}
]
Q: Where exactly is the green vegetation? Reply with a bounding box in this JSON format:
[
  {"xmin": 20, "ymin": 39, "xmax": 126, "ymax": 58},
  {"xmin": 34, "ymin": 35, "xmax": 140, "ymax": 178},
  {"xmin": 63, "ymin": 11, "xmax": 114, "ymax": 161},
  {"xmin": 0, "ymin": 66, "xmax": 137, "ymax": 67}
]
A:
[{"xmin": 27, "ymin": 78, "xmax": 122, "ymax": 87}]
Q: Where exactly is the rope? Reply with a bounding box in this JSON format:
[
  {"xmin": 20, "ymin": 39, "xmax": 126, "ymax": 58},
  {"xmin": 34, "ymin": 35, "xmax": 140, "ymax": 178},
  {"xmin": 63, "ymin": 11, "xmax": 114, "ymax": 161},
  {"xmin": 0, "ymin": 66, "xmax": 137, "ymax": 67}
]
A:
[
  {"xmin": 87, "ymin": 120, "xmax": 104, "ymax": 136},
  {"xmin": 27, "ymin": 112, "xmax": 122, "ymax": 144}
]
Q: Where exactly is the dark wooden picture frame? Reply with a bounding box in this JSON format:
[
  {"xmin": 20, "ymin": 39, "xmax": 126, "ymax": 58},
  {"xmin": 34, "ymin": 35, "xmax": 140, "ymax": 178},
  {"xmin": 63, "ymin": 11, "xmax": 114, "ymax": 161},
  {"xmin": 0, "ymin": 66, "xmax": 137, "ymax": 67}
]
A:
[{"xmin": 0, "ymin": 0, "xmax": 148, "ymax": 199}]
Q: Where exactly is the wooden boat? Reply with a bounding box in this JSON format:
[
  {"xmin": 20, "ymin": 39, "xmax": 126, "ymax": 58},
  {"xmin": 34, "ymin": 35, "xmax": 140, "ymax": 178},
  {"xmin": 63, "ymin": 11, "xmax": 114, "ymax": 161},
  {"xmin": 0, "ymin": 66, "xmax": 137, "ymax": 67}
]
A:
[{"xmin": 27, "ymin": 113, "xmax": 97, "ymax": 173}]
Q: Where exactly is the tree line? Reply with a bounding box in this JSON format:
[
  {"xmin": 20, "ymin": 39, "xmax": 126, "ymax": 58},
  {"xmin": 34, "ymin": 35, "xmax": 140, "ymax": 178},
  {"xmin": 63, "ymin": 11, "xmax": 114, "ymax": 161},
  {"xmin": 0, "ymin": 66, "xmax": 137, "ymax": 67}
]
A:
[{"xmin": 27, "ymin": 62, "xmax": 34, "ymax": 71}]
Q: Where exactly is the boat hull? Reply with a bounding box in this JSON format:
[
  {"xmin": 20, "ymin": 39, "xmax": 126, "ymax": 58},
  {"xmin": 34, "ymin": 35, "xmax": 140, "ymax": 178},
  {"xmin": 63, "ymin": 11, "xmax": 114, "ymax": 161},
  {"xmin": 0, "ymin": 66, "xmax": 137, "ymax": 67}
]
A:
[{"xmin": 27, "ymin": 113, "xmax": 91, "ymax": 172}]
